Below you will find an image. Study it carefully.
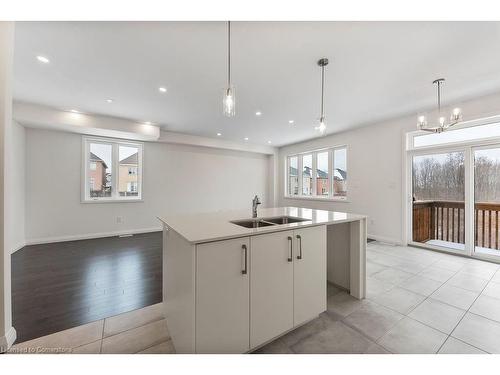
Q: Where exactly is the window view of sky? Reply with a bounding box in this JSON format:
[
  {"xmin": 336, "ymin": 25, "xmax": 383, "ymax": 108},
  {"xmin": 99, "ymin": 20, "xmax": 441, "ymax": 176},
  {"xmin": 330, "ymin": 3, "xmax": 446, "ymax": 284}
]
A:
[
  {"xmin": 317, "ymin": 152, "xmax": 328, "ymax": 173},
  {"xmin": 334, "ymin": 149, "xmax": 346, "ymax": 170},
  {"xmin": 90, "ymin": 143, "xmax": 112, "ymax": 172},
  {"xmin": 414, "ymin": 121, "xmax": 500, "ymax": 147},
  {"xmin": 90, "ymin": 143, "xmax": 138, "ymax": 172}
]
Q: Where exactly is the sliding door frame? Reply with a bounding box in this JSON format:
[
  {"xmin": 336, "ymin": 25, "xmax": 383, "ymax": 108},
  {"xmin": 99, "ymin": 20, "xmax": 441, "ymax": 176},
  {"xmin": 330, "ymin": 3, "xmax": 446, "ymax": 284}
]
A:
[
  {"xmin": 405, "ymin": 144, "xmax": 472, "ymax": 257},
  {"xmin": 404, "ymin": 118, "xmax": 500, "ymax": 262},
  {"xmin": 470, "ymin": 143, "xmax": 500, "ymax": 262}
]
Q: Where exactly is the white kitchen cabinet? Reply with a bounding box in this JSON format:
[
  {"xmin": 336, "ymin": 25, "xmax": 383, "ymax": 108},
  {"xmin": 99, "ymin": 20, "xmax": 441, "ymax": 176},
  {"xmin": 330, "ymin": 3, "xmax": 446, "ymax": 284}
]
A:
[
  {"xmin": 293, "ymin": 225, "xmax": 327, "ymax": 326},
  {"xmin": 195, "ymin": 237, "xmax": 250, "ymax": 353},
  {"xmin": 161, "ymin": 207, "xmax": 366, "ymax": 353},
  {"xmin": 250, "ymin": 230, "xmax": 294, "ymax": 348}
]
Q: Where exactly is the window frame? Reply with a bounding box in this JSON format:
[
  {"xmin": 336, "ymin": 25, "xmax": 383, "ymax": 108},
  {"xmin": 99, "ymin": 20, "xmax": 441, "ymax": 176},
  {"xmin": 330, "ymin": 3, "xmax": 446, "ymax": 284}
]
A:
[
  {"xmin": 285, "ymin": 145, "xmax": 348, "ymax": 202},
  {"xmin": 82, "ymin": 136, "xmax": 144, "ymax": 203},
  {"xmin": 407, "ymin": 115, "xmax": 500, "ymax": 152}
]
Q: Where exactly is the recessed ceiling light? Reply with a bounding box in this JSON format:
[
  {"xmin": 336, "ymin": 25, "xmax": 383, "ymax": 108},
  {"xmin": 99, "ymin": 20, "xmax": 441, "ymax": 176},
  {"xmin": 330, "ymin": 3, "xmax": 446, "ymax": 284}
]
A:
[
  {"xmin": 267, "ymin": 140, "xmax": 272, "ymax": 144},
  {"xmin": 36, "ymin": 55, "xmax": 50, "ymax": 64},
  {"xmin": 158, "ymin": 87, "xmax": 167, "ymax": 93},
  {"xmin": 289, "ymin": 120, "xmax": 294, "ymax": 124},
  {"xmin": 144, "ymin": 121, "xmax": 153, "ymax": 125},
  {"xmin": 217, "ymin": 133, "xmax": 222, "ymax": 136},
  {"xmin": 244, "ymin": 137, "xmax": 249, "ymax": 141},
  {"xmin": 105, "ymin": 99, "xmax": 114, "ymax": 103},
  {"xmin": 69, "ymin": 109, "xmax": 79, "ymax": 113},
  {"xmin": 255, "ymin": 111, "xmax": 262, "ymax": 116}
]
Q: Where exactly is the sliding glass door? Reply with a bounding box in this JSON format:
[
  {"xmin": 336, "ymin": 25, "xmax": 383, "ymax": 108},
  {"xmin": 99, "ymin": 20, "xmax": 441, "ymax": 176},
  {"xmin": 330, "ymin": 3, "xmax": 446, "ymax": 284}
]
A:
[
  {"xmin": 412, "ymin": 151, "xmax": 466, "ymax": 252},
  {"xmin": 473, "ymin": 145, "xmax": 500, "ymax": 257},
  {"xmin": 407, "ymin": 119, "xmax": 500, "ymax": 259}
]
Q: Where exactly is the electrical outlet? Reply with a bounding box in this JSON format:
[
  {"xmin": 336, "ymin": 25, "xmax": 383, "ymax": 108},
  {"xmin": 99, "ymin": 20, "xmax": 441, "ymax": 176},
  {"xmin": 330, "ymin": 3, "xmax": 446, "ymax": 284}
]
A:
[
  {"xmin": 370, "ymin": 219, "xmax": 375, "ymax": 225},
  {"xmin": 116, "ymin": 216, "xmax": 124, "ymax": 224}
]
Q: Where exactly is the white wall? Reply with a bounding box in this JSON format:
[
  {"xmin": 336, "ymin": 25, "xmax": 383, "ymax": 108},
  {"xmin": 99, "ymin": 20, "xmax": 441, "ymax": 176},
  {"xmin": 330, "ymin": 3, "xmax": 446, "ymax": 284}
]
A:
[
  {"xmin": 25, "ymin": 128, "xmax": 271, "ymax": 243},
  {"xmin": 278, "ymin": 90, "xmax": 500, "ymax": 244},
  {"xmin": 0, "ymin": 21, "xmax": 15, "ymax": 351},
  {"xmin": 7, "ymin": 120, "xmax": 25, "ymax": 253}
]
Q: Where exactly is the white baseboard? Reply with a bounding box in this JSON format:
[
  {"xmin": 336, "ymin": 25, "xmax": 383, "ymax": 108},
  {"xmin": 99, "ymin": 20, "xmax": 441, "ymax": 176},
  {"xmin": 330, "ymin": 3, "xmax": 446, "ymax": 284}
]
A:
[
  {"xmin": 25, "ymin": 227, "xmax": 162, "ymax": 246},
  {"xmin": 367, "ymin": 234, "xmax": 402, "ymax": 245},
  {"xmin": 0, "ymin": 326, "xmax": 17, "ymax": 353}
]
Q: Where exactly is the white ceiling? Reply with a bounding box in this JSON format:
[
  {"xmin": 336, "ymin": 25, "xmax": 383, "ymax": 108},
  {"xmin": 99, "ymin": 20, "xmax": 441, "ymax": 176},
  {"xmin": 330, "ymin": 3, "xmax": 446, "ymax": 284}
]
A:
[{"xmin": 13, "ymin": 21, "xmax": 500, "ymax": 147}]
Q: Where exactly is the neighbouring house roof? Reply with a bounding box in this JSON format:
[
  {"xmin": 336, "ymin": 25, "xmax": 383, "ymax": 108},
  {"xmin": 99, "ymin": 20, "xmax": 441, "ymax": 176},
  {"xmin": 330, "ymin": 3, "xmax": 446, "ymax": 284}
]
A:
[
  {"xmin": 120, "ymin": 152, "xmax": 138, "ymax": 165},
  {"xmin": 289, "ymin": 166, "xmax": 346, "ymax": 180},
  {"xmin": 90, "ymin": 152, "xmax": 108, "ymax": 169},
  {"xmin": 334, "ymin": 168, "xmax": 347, "ymax": 180}
]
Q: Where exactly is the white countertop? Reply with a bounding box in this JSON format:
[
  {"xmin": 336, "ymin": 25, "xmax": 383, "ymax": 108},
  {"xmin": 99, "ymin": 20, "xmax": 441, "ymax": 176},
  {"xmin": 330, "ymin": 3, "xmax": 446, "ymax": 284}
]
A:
[{"xmin": 158, "ymin": 206, "xmax": 366, "ymax": 244}]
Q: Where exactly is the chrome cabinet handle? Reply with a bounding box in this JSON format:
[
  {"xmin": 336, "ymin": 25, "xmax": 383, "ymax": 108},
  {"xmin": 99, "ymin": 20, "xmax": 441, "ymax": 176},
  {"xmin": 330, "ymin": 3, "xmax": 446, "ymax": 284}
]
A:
[
  {"xmin": 296, "ymin": 234, "xmax": 302, "ymax": 260},
  {"xmin": 287, "ymin": 236, "xmax": 293, "ymax": 262},
  {"xmin": 241, "ymin": 244, "xmax": 248, "ymax": 275}
]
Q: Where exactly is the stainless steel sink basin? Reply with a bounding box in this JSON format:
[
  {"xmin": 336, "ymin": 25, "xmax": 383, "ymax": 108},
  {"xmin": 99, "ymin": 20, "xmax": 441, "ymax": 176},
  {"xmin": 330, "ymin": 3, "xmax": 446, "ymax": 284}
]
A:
[
  {"xmin": 262, "ymin": 216, "xmax": 310, "ymax": 225},
  {"xmin": 230, "ymin": 216, "xmax": 309, "ymax": 228},
  {"xmin": 230, "ymin": 219, "xmax": 276, "ymax": 228}
]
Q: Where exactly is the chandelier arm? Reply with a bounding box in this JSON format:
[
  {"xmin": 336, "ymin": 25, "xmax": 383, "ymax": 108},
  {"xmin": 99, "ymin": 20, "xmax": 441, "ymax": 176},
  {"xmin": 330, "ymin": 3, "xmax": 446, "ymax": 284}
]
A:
[{"xmin": 419, "ymin": 127, "xmax": 439, "ymax": 133}]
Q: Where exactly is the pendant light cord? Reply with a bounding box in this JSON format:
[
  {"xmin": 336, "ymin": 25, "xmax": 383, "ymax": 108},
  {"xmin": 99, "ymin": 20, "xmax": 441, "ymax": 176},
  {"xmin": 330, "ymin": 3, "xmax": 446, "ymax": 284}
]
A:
[
  {"xmin": 320, "ymin": 64, "xmax": 325, "ymax": 119},
  {"xmin": 437, "ymin": 80, "xmax": 441, "ymax": 113},
  {"xmin": 227, "ymin": 21, "xmax": 231, "ymax": 87}
]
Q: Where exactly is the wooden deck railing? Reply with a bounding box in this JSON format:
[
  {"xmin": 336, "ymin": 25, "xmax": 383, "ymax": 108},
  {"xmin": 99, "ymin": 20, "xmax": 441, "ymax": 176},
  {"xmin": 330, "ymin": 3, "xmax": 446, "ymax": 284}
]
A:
[{"xmin": 413, "ymin": 200, "xmax": 500, "ymax": 250}]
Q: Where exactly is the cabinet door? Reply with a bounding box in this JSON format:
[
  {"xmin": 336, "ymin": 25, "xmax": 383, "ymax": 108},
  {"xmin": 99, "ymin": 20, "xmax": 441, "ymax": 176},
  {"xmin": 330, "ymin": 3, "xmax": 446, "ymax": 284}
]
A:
[
  {"xmin": 250, "ymin": 230, "xmax": 294, "ymax": 348},
  {"xmin": 293, "ymin": 225, "xmax": 327, "ymax": 326},
  {"xmin": 196, "ymin": 237, "xmax": 250, "ymax": 353}
]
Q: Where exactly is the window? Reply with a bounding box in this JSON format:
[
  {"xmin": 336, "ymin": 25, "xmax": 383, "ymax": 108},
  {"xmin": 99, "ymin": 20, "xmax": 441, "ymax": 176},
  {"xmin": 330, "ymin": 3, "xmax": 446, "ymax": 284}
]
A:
[
  {"xmin": 316, "ymin": 152, "xmax": 329, "ymax": 196},
  {"xmin": 127, "ymin": 181, "xmax": 138, "ymax": 193},
  {"xmin": 286, "ymin": 146, "xmax": 347, "ymax": 200},
  {"xmin": 333, "ymin": 148, "xmax": 347, "ymax": 198},
  {"xmin": 288, "ymin": 156, "xmax": 298, "ymax": 196},
  {"xmin": 83, "ymin": 137, "xmax": 143, "ymax": 202},
  {"xmin": 302, "ymin": 154, "xmax": 313, "ymax": 196},
  {"xmin": 410, "ymin": 117, "xmax": 500, "ymax": 149}
]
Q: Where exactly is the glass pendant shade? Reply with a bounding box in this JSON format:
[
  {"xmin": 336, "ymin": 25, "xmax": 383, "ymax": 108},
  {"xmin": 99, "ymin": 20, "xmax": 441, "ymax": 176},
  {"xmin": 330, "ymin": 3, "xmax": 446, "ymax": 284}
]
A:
[
  {"xmin": 451, "ymin": 106, "xmax": 462, "ymax": 123},
  {"xmin": 417, "ymin": 113, "xmax": 428, "ymax": 129},
  {"xmin": 223, "ymin": 86, "xmax": 235, "ymax": 117},
  {"xmin": 315, "ymin": 117, "xmax": 327, "ymax": 135}
]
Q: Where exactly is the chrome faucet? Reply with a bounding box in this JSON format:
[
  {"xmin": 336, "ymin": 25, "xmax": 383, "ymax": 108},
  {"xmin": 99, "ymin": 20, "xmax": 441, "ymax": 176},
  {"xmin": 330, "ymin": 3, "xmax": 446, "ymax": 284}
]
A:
[{"xmin": 252, "ymin": 195, "xmax": 261, "ymax": 218}]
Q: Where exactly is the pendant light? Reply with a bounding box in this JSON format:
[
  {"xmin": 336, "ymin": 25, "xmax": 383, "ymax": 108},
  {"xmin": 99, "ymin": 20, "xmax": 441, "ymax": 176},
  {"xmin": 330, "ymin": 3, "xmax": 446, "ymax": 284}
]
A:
[
  {"xmin": 417, "ymin": 78, "xmax": 463, "ymax": 133},
  {"xmin": 315, "ymin": 58, "xmax": 329, "ymax": 135},
  {"xmin": 222, "ymin": 21, "xmax": 235, "ymax": 117}
]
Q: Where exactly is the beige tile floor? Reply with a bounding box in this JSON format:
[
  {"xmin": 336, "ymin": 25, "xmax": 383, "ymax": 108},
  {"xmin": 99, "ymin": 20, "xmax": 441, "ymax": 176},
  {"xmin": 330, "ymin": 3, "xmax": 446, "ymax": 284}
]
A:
[
  {"xmin": 9, "ymin": 242, "xmax": 500, "ymax": 354},
  {"xmin": 256, "ymin": 242, "xmax": 500, "ymax": 354},
  {"xmin": 8, "ymin": 303, "xmax": 175, "ymax": 354}
]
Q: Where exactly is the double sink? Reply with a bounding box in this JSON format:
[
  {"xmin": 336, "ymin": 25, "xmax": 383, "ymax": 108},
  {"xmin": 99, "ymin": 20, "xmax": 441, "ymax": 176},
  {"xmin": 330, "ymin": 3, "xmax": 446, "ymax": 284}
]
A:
[{"xmin": 230, "ymin": 215, "xmax": 310, "ymax": 229}]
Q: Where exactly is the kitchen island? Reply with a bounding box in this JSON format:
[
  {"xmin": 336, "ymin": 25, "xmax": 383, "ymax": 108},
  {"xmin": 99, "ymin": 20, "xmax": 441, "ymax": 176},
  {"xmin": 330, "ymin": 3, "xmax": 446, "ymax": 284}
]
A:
[{"xmin": 158, "ymin": 207, "xmax": 367, "ymax": 353}]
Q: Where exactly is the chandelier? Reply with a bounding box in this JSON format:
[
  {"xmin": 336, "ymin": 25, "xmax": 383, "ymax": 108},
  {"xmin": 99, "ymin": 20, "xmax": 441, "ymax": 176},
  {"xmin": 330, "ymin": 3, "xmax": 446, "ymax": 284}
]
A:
[{"xmin": 417, "ymin": 78, "xmax": 463, "ymax": 133}]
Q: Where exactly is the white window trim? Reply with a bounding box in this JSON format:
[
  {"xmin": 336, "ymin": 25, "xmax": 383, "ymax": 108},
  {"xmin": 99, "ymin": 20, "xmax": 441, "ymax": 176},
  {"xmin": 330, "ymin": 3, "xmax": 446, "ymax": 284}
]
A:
[
  {"xmin": 407, "ymin": 115, "xmax": 500, "ymax": 152},
  {"xmin": 81, "ymin": 136, "xmax": 144, "ymax": 203},
  {"xmin": 284, "ymin": 145, "xmax": 348, "ymax": 202},
  {"xmin": 402, "ymin": 115, "xmax": 500, "ymax": 263}
]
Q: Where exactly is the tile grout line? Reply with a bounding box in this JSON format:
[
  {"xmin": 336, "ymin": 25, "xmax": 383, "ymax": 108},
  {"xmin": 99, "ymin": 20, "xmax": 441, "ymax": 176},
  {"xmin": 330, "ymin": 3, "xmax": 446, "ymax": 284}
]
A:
[
  {"xmin": 367, "ymin": 249, "xmax": 466, "ymax": 352},
  {"xmin": 369, "ymin": 241, "xmax": 500, "ymax": 352},
  {"xmin": 133, "ymin": 338, "xmax": 173, "ymax": 354},
  {"xmin": 99, "ymin": 318, "xmax": 106, "ymax": 354},
  {"xmin": 101, "ymin": 316, "xmax": 166, "ymax": 341},
  {"xmin": 436, "ymin": 264, "xmax": 495, "ymax": 354}
]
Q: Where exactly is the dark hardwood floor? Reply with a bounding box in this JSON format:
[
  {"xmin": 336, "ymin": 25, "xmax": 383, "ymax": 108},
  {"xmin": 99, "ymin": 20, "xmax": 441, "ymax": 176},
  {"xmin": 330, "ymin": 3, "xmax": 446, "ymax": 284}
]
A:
[{"xmin": 11, "ymin": 232, "xmax": 162, "ymax": 343}]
